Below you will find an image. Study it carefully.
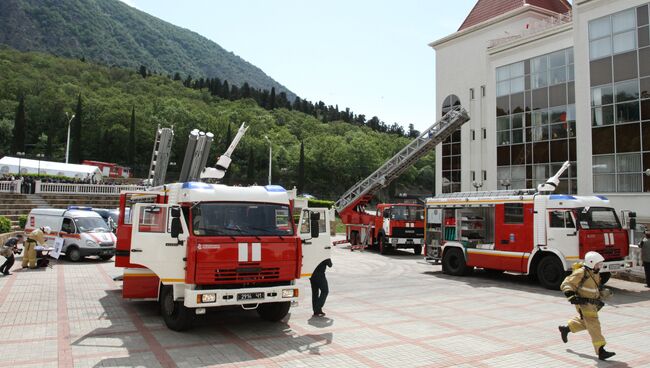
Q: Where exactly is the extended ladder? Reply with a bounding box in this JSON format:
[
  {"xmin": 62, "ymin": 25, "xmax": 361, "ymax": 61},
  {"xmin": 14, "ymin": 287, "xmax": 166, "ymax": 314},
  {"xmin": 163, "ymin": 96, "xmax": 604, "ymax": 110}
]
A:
[
  {"xmin": 334, "ymin": 106, "xmax": 470, "ymax": 213},
  {"xmin": 147, "ymin": 126, "xmax": 174, "ymax": 187}
]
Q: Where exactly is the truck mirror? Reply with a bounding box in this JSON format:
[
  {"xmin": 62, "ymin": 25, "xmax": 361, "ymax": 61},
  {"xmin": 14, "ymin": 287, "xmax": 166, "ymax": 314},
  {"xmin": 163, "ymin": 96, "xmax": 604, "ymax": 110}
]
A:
[
  {"xmin": 310, "ymin": 217, "xmax": 320, "ymax": 238},
  {"xmin": 171, "ymin": 207, "xmax": 181, "ymax": 218},
  {"xmin": 310, "ymin": 212, "xmax": 320, "ymax": 221},
  {"xmin": 630, "ymin": 218, "xmax": 636, "ymax": 230},
  {"xmin": 170, "ymin": 217, "xmax": 182, "ymax": 238}
]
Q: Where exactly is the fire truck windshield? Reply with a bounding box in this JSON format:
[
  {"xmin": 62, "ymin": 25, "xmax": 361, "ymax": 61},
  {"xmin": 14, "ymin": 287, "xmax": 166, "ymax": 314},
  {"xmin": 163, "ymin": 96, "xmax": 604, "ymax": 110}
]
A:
[
  {"xmin": 390, "ymin": 206, "xmax": 424, "ymax": 221},
  {"xmin": 577, "ymin": 207, "xmax": 621, "ymax": 230},
  {"xmin": 191, "ymin": 202, "xmax": 294, "ymax": 236}
]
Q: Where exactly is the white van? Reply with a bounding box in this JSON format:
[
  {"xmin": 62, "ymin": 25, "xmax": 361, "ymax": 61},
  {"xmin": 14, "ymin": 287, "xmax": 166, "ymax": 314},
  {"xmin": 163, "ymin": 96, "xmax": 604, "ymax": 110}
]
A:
[{"xmin": 25, "ymin": 207, "xmax": 116, "ymax": 261}]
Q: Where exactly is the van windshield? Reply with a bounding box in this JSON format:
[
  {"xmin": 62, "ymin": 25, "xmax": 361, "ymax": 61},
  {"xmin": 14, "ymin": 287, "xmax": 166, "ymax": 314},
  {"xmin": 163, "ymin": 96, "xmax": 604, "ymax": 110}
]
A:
[
  {"xmin": 577, "ymin": 207, "xmax": 621, "ymax": 230},
  {"xmin": 191, "ymin": 202, "xmax": 293, "ymax": 236},
  {"xmin": 74, "ymin": 217, "xmax": 110, "ymax": 233},
  {"xmin": 389, "ymin": 206, "xmax": 424, "ymax": 221}
]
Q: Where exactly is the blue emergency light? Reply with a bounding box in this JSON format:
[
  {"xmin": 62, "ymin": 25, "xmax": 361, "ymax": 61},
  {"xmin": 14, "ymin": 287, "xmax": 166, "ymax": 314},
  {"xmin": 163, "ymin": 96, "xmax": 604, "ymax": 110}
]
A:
[{"xmin": 67, "ymin": 206, "xmax": 93, "ymax": 211}]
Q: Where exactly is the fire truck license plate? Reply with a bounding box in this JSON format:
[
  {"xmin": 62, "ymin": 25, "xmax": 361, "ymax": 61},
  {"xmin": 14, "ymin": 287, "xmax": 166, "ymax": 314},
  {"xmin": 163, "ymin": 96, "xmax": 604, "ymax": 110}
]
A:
[
  {"xmin": 609, "ymin": 264, "xmax": 620, "ymax": 270},
  {"xmin": 237, "ymin": 292, "xmax": 265, "ymax": 301}
]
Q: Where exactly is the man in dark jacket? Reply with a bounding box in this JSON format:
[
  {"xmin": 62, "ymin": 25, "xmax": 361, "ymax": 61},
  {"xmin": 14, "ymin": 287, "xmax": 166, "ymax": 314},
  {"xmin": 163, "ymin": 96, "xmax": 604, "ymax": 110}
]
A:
[
  {"xmin": 638, "ymin": 230, "xmax": 650, "ymax": 287},
  {"xmin": 310, "ymin": 258, "xmax": 332, "ymax": 317},
  {"xmin": 1, "ymin": 234, "xmax": 24, "ymax": 275}
]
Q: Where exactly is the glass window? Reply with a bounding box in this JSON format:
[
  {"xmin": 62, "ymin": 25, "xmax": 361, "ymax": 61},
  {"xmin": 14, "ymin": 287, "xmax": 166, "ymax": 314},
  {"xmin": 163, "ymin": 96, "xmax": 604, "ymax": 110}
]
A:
[
  {"xmin": 191, "ymin": 203, "xmax": 294, "ymax": 236},
  {"xmin": 512, "ymin": 114, "xmax": 524, "ymax": 129},
  {"xmin": 497, "ymin": 81, "xmax": 510, "ymax": 97},
  {"xmin": 139, "ymin": 206, "xmax": 167, "ymax": 233},
  {"xmin": 578, "ymin": 207, "xmax": 621, "ymax": 229},
  {"xmin": 589, "ymin": 17, "xmax": 611, "ymax": 40},
  {"xmin": 512, "ymin": 129, "xmax": 524, "ymax": 144},
  {"xmin": 592, "ymin": 85, "xmax": 614, "ymax": 106},
  {"xmin": 618, "ymin": 174, "xmax": 642, "ymax": 192},
  {"xmin": 592, "ymin": 106, "xmax": 615, "ymax": 126},
  {"xmin": 549, "ymin": 210, "xmax": 575, "ymax": 228},
  {"xmin": 616, "ymin": 101, "xmax": 640, "ymax": 122},
  {"xmin": 531, "ymin": 56, "xmax": 547, "ymax": 74},
  {"xmin": 511, "ymin": 165, "xmax": 526, "ymax": 179},
  {"xmin": 590, "ymin": 38, "xmax": 612, "ymax": 60},
  {"xmin": 612, "ymin": 9, "xmax": 636, "ymax": 33},
  {"xmin": 613, "ymin": 31, "xmax": 636, "ymax": 54},
  {"xmin": 549, "ymin": 51, "xmax": 566, "ymax": 68},
  {"xmin": 497, "ymin": 131, "xmax": 510, "ymax": 146},
  {"xmin": 550, "ymin": 67, "xmax": 566, "ymax": 85},
  {"xmin": 497, "ymin": 116, "xmax": 510, "ymax": 131},
  {"xmin": 497, "ymin": 167, "xmax": 510, "ymax": 180},
  {"xmin": 504, "ymin": 203, "xmax": 524, "ymax": 224},
  {"xmin": 593, "ymin": 155, "xmax": 615, "ymax": 173},
  {"xmin": 532, "ymin": 72, "xmax": 548, "ymax": 89},
  {"xmin": 615, "ymin": 80, "xmax": 639, "ymax": 102},
  {"xmin": 594, "ymin": 174, "xmax": 616, "ymax": 192},
  {"xmin": 617, "ymin": 153, "xmax": 641, "ymax": 172},
  {"xmin": 497, "ymin": 66, "xmax": 509, "ymax": 82},
  {"xmin": 511, "ymin": 77, "xmax": 525, "ymax": 93}
]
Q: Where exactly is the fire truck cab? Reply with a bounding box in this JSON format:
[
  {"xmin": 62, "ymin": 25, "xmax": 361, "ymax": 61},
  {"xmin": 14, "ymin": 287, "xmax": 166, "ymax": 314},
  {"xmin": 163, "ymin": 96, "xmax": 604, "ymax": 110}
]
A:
[
  {"xmin": 116, "ymin": 182, "xmax": 331, "ymax": 330},
  {"xmin": 425, "ymin": 191, "xmax": 635, "ymax": 290}
]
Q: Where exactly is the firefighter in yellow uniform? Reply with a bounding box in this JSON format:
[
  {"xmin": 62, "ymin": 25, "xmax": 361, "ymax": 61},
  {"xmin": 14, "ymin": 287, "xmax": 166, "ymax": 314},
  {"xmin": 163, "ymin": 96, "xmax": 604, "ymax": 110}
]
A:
[
  {"xmin": 558, "ymin": 251, "xmax": 615, "ymax": 361},
  {"xmin": 22, "ymin": 226, "xmax": 50, "ymax": 269}
]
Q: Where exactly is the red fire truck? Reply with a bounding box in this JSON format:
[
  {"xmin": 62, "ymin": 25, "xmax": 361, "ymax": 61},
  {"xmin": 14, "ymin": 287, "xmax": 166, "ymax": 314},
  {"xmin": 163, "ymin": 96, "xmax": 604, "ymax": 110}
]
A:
[
  {"xmin": 424, "ymin": 162, "xmax": 635, "ymax": 289},
  {"xmin": 335, "ymin": 106, "xmax": 470, "ymax": 254},
  {"xmin": 115, "ymin": 183, "xmax": 331, "ymax": 330}
]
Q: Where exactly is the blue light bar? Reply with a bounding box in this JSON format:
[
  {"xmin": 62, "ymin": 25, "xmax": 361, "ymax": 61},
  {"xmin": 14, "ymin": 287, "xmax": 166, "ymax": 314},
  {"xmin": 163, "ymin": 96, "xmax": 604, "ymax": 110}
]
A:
[
  {"xmin": 265, "ymin": 185, "xmax": 286, "ymax": 192},
  {"xmin": 68, "ymin": 206, "xmax": 92, "ymax": 211},
  {"xmin": 549, "ymin": 195, "xmax": 576, "ymax": 200},
  {"xmin": 181, "ymin": 182, "xmax": 213, "ymax": 190},
  {"xmin": 596, "ymin": 195, "xmax": 608, "ymax": 201}
]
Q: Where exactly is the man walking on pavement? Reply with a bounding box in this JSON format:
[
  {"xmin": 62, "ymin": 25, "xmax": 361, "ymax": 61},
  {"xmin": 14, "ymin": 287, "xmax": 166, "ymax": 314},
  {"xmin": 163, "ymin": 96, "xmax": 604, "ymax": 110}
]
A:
[
  {"xmin": 638, "ymin": 230, "xmax": 650, "ymax": 287},
  {"xmin": 22, "ymin": 226, "xmax": 50, "ymax": 269},
  {"xmin": 310, "ymin": 258, "xmax": 332, "ymax": 317},
  {"xmin": 558, "ymin": 251, "xmax": 616, "ymax": 361},
  {"xmin": 1, "ymin": 233, "xmax": 24, "ymax": 275}
]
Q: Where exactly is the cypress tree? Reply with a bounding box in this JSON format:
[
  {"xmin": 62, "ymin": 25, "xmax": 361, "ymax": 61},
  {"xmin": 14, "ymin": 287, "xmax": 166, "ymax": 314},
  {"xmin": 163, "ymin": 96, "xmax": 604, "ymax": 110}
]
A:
[
  {"xmin": 269, "ymin": 87, "xmax": 276, "ymax": 110},
  {"xmin": 222, "ymin": 81, "xmax": 230, "ymax": 99},
  {"xmin": 128, "ymin": 106, "xmax": 136, "ymax": 166},
  {"xmin": 139, "ymin": 65, "xmax": 147, "ymax": 78},
  {"xmin": 297, "ymin": 140, "xmax": 305, "ymax": 193},
  {"xmin": 11, "ymin": 95, "xmax": 26, "ymax": 154},
  {"xmin": 241, "ymin": 82, "xmax": 251, "ymax": 98},
  {"xmin": 70, "ymin": 94, "xmax": 83, "ymax": 163}
]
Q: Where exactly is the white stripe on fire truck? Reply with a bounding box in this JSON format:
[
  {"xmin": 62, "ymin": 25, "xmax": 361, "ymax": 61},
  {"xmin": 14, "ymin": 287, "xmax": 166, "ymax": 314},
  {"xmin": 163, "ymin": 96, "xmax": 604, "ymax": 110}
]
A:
[
  {"xmin": 609, "ymin": 233, "xmax": 614, "ymax": 245},
  {"xmin": 603, "ymin": 233, "xmax": 610, "ymax": 246},
  {"xmin": 238, "ymin": 243, "xmax": 248, "ymax": 262},
  {"xmin": 466, "ymin": 249, "xmax": 530, "ymax": 259},
  {"xmin": 251, "ymin": 243, "xmax": 261, "ymax": 261}
]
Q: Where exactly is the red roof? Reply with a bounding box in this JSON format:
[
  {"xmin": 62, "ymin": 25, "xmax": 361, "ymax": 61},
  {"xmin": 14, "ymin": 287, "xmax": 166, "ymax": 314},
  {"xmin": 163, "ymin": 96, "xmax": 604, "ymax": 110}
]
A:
[{"xmin": 458, "ymin": 0, "xmax": 571, "ymax": 31}]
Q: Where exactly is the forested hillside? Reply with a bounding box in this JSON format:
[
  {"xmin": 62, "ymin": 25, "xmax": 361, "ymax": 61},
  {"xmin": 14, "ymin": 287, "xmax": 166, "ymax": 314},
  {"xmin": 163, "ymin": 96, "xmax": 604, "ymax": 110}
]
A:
[
  {"xmin": 0, "ymin": 0, "xmax": 294, "ymax": 98},
  {"xmin": 0, "ymin": 48, "xmax": 435, "ymax": 199}
]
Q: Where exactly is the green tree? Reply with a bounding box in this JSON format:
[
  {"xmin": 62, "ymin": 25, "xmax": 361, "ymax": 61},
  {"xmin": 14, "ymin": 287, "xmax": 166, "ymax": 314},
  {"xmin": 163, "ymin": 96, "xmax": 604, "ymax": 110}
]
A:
[
  {"xmin": 70, "ymin": 93, "xmax": 83, "ymax": 163},
  {"xmin": 128, "ymin": 106, "xmax": 136, "ymax": 165},
  {"xmin": 139, "ymin": 65, "xmax": 147, "ymax": 78},
  {"xmin": 247, "ymin": 147, "xmax": 255, "ymax": 183},
  {"xmin": 297, "ymin": 140, "xmax": 305, "ymax": 193},
  {"xmin": 11, "ymin": 95, "xmax": 26, "ymax": 154},
  {"xmin": 269, "ymin": 87, "xmax": 276, "ymax": 110}
]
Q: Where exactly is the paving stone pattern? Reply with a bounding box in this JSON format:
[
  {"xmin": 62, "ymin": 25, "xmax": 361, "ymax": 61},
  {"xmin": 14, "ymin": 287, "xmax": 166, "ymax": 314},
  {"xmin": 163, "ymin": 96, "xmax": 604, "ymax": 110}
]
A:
[{"xmin": 1, "ymin": 240, "xmax": 649, "ymax": 367}]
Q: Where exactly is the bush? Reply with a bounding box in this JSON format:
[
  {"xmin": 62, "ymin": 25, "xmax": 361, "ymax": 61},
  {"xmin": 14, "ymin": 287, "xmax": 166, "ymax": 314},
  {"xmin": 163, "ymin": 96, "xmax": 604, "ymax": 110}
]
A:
[
  {"xmin": 308, "ymin": 199, "xmax": 335, "ymax": 208},
  {"xmin": 18, "ymin": 214, "xmax": 27, "ymax": 229},
  {"xmin": 0, "ymin": 216, "xmax": 11, "ymax": 233}
]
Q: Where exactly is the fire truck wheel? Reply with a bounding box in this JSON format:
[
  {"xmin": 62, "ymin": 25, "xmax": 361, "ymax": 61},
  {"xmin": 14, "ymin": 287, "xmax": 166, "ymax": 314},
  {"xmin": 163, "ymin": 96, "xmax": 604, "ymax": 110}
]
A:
[
  {"xmin": 442, "ymin": 248, "xmax": 472, "ymax": 276},
  {"xmin": 413, "ymin": 245, "xmax": 422, "ymax": 255},
  {"xmin": 257, "ymin": 301, "xmax": 291, "ymax": 322},
  {"xmin": 599, "ymin": 272, "xmax": 611, "ymax": 285},
  {"xmin": 350, "ymin": 231, "xmax": 359, "ymax": 245},
  {"xmin": 379, "ymin": 235, "xmax": 390, "ymax": 254},
  {"xmin": 67, "ymin": 246, "xmax": 82, "ymax": 262},
  {"xmin": 99, "ymin": 255, "xmax": 113, "ymax": 261},
  {"xmin": 160, "ymin": 286, "xmax": 192, "ymax": 331},
  {"xmin": 536, "ymin": 256, "xmax": 565, "ymax": 290}
]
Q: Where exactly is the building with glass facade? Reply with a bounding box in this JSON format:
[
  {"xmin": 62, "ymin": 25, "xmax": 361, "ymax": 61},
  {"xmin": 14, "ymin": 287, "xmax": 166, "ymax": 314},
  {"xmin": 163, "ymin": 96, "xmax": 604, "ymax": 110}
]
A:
[{"xmin": 430, "ymin": 0, "xmax": 650, "ymax": 220}]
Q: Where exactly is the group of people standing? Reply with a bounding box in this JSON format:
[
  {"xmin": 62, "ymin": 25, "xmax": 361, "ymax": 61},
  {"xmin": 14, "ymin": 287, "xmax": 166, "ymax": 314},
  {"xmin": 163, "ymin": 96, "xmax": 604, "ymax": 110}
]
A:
[{"xmin": 0, "ymin": 226, "xmax": 51, "ymax": 275}]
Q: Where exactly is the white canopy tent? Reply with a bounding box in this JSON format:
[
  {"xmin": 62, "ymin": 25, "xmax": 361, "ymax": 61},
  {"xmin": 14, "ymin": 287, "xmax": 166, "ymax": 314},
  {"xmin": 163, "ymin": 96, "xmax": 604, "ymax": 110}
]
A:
[{"xmin": 0, "ymin": 156, "xmax": 103, "ymax": 182}]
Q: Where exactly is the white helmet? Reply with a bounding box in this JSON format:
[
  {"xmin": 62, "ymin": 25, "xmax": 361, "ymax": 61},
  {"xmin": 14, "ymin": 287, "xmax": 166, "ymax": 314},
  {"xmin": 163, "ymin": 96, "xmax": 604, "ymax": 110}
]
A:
[
  {"xmin": 584, "ymin": 251, "xmax": 605, "ymax": 269},
  {"xmin": 41, "ymin": 226, "xmax": 52, "ymax": 234}
]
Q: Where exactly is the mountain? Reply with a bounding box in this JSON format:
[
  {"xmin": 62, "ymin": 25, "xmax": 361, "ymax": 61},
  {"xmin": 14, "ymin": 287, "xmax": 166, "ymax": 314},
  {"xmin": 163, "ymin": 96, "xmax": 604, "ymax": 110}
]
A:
[{"xmin": 0, "ymin": 0, "xmax": 295, "ymax": 99}]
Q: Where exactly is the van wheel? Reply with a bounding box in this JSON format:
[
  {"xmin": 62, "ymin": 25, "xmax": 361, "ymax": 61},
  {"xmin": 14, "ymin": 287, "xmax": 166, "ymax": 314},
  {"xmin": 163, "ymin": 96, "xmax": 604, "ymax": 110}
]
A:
[
  {"xmin": 99, "ymin": 255, "xmax": 113, "ymax": 261},
  {"xmin": 160, "ymin": 286, "xmax": 192, "ymax": 331},
  {"xmin": 257, "ymin": 301, "xmax": 291, "ymax": 322},
  {"xmin": 537, "ymin": 256, "xmax": 566, "ymax": 290},
  {"xmin": 413, "ymin": 245, "xmax": 422, "ymax": 255},
  {"xmin": 442, "ymin": 248, "xmax": 472, "ymax": 276},
  {"xmin": 67, "ymin": 247, "xmax": 82, "ymax": 262},
  {"xmin": 599, "ymin": 272, "xmax": 611, "ymax": 285},
  {"xmin": 350, "ymin": 231, "xmax": 358, "ymax": 245}
]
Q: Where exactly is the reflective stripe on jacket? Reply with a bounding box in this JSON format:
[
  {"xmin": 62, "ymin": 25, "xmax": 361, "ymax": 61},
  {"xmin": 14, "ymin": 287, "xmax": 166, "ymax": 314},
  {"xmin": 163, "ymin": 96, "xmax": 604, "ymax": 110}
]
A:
[{"xmin": 561, "ymin": 266, "xmax": 601, "ymax": 300}]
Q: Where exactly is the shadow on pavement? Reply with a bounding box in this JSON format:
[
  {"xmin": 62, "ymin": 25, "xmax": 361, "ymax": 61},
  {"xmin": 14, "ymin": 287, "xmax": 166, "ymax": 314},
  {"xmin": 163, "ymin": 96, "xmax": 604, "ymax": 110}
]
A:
[
  {"xmin": 566, "ymin": 348, "xmax": 631, "ymax": 367},
  {"xmin": 423, "ymin": 268, "xmax": 650, "ymax": 305},
  {"xmin": 70, "ymin": 289, "xmax": 334, "ymax": 367}
]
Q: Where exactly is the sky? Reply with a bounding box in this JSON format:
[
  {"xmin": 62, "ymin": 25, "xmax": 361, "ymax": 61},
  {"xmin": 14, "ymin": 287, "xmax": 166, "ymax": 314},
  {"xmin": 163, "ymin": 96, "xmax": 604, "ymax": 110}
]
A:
[{"xmin": 119, "ymin": 0, "xmax": 477, "ymax": 132}]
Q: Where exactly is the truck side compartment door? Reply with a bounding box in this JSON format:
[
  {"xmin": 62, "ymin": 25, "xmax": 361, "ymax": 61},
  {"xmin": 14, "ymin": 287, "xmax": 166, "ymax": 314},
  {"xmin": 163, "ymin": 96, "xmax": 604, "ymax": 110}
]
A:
[
  {"xmin": 130, "ymin": 203, "xmax": 189, "ymax": 284},
  {"xmin": 299, "ymin": 208, "xmax": 332, "ymax": 278}
]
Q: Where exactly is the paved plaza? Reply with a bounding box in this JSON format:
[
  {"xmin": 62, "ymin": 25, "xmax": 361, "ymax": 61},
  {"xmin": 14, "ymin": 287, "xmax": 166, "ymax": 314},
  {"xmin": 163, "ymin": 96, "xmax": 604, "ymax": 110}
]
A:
[{"xmin": 0, "ymin": 240, "xmax": 649, "ymax": 368}]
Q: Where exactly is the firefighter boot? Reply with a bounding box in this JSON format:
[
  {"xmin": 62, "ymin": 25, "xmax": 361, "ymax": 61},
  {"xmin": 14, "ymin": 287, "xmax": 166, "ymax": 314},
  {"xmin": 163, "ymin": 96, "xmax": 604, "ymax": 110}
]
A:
[
  {"xmin": 598, "ymin": 347, "xmax": 615, "ymax": 361},
  {"xmin": 558, "ymin": 325, "xmax": 570, "ymax": 343}
]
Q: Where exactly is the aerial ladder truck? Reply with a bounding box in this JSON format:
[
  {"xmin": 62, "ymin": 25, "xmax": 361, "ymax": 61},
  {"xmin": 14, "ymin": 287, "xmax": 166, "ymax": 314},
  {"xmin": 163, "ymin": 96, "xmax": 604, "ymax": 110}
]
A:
[{"xmin": 334, "ymin": 106, "xmax": 470, "ymax": 254}]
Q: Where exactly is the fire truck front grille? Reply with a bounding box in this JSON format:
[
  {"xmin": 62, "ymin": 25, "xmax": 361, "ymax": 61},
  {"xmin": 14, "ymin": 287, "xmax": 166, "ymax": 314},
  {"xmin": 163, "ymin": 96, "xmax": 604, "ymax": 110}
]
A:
[
  {"xmin": 391, "ymin": 227, "xmax": 424, "ymax": 238},
  {"xmin": 213, "ymin": 267, "xmax": 280, "ymax": 282},
  {"xmin": 599, "ymin": 247, "xmax": 621, "ymax": 259}
]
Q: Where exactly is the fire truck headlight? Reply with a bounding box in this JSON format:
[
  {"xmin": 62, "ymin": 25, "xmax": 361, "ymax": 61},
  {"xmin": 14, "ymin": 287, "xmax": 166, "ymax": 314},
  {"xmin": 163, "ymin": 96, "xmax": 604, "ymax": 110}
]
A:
[
  {"xmin": 282, "ymin": 289, "xmax": 298, "ymax": 298},
  {"xmin": 198, "ymin": 293, "xmax": 216, "ymax": 303},
  {"xmin": 85, "ymin": 239, "xmax": 99, "ymax": 247}
]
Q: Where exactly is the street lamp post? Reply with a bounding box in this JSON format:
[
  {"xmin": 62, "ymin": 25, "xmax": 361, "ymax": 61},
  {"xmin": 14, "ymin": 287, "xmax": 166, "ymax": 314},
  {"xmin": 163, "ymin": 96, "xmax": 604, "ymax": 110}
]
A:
[
  {"xmin": 35, "ymin": 153, "xmax": 45, "ymax": 176},
  {"xmin": 472, "ymin": 180, "xmax": 483, "ymax": 192},
  {"xmin": 499, "ymin": 179, "xmax": 511, "ymax": 190},
  {"xmin": 65, "ymin": 112, "xmax": 76, "ymax": 164},
  {"xmin": 264, "ymin": 135, "xmax": 272, "ymax": 185},
  {"xmin": 16, "ymin": 152, "xmax": 25, "ymax": 175}
]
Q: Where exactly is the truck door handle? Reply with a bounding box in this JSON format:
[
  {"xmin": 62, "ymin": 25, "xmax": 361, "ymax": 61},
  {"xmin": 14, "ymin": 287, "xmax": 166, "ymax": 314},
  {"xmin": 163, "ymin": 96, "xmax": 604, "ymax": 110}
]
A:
[
  {"xmin": 500, "ymin": 239, "xmax": 509, "ymax": 244},
  {"xmin": 131, "ymin": 249, "xmax": 143, "ymax": 253},
  {"xmin": 566, "ymin": 233, "xmax": 577, "ymax": 237},
  {"xmin": 325, "ymin": 246, "xmax": 331, "ymax": 249}
]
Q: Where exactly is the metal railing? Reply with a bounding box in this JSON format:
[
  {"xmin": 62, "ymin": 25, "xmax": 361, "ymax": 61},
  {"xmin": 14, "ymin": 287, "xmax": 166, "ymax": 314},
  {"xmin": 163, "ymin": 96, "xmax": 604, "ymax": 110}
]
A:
[{"xmin": 35, "ymin": 181, "xmax": 147, "ymax": 195}]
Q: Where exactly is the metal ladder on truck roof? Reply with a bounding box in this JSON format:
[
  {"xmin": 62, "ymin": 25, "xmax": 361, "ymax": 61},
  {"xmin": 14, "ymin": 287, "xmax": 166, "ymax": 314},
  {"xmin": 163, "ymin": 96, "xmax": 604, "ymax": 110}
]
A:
[
  {"xmin": 334, "ymin": 106, "xmax": 470, "ymax": 213},
  {"xmin": 147, "ymin": 126, "xmax": 174, "ymax": 187}
]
